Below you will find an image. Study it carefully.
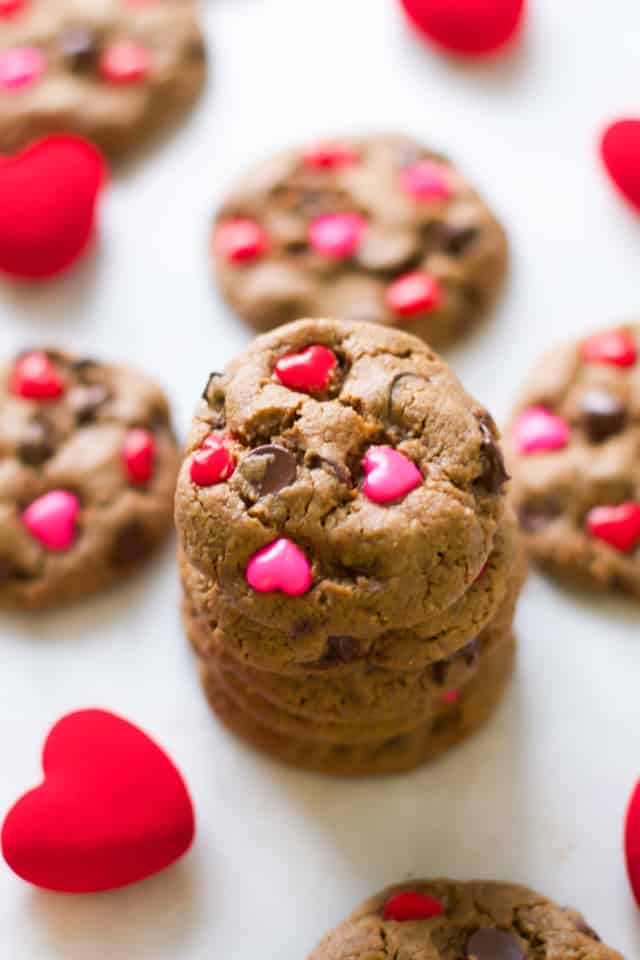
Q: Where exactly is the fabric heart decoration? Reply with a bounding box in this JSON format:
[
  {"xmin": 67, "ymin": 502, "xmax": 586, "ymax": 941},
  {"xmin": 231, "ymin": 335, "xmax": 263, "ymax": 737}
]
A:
[
  {"xmin": 625, "ymin": 778, "xmax": 640, "ymax": 908},
  {"xmin": 0, "ymin": 136, "xmax": 107, "ymax": 280},
  {"xmin": 398, "ymin": 0, "xmax": 525, "ymax": 58},
  {"xmin": 1, "ymin": 710, "xmax": 195, "ymax": 893},
  {"xmin": 601, "ymin": 119, "xmax": 640, "ymax": 213}
]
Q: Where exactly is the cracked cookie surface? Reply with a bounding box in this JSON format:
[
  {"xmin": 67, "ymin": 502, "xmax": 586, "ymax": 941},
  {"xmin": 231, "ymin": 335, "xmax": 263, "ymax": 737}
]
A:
[
  {"xmin": 175, "ymin": 318, "xmax": 509, "ymax": 636},
  {"xmin": 507, "ymin": 324, "xmax": 640, "ymax": 599},
  {"xmin": 308, "ymin": 879, "xmax": 622, "ymax": 959},
  {"xmin": 212, "ymin": 134, "xmax": 507, "ymax": 347},
  {"xmin": 0, "ymin": 0, "xmax": 206, "ymax": 157},
  {"xmin": 0, "ymin": 348, "xmax": 178, "ymax": 608}
]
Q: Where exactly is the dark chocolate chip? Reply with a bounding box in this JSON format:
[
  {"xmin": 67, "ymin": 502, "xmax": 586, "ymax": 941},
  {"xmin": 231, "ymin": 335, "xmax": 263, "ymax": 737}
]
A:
[
  {"xmin": 518, "ymin": 501, "xmax": 562, "ymax": 533},
  {"xmin": 109, "ymin": 522, "xmax": 153, "ymax": 569},
  {"xmin": 474, "ymin": 415, "xmax": 509, "ymax": 495},
  {"xmin": 431, "ymin": 658, "xmax": 449, "ymax": 686},
  {"xmin": 443, "ymin": 225, "xmax": 479, "ymax": 256},
  {"xmin": 70, "ymin": 357, "xmax": 99, "ymax": 376},
  {"xmin": 189, "ymin": 36, "xmax": 206, "ymax": 60},
  {"xmin": 59, "ymin": 26, "xmax": 99, "ymax": 71},
  {"xmin": 17, "ymin": 419, "xmax": 54, "ymax": 466},
  {"xmin": 68, "ymin": 384, "xmax": 110, "ymax": 425},
  {"xmin": 242, "ymin": 445, "xmax": 297, "ymax": 496},
  {"xmin": 467, "ymin": 929, "xmax": 525, "ymax": 960},
  {"xmin": 462, "ymin": 638, "xmax": 480, "ymax": 667},
  {"xmin": 579, "ymin": 390, "xmax": 627, "ymax": 443},
  {"xmin": 310, "ymin": 636, "xmax": 361, "ymax": 669},
  {"xmin": 309, "ymin": 455, "xmax": 353, "ymax": 487}
]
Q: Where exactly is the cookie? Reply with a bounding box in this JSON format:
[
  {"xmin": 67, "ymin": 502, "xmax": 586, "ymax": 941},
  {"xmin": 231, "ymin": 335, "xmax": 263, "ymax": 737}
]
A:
[
  {"xmin": 507, "ymin": 325, "xmax": 640, "ymax": 600},
  {"xmin": 0, "ymin": 0, "xmax": 206, "ymax": 158},
  {"xmin": 0, "ymin": 349, "xmax": 178, "ymax": 608},
  {"xmin": 191, "ymin": 601, "xmax": 513, "ymax": 743},
  {"xmin": 200, "ymin": 624, "xmax": 515, "ymax": 776},
  {"xmin": 212, "ymin": 134, "xmax": 507, "ymax": 347},
  {"xmin": 307, "ymin": 879, "xmax": 621, "ymax": 958},
  {"xmin": 180, "ymin": 507, "xmax": 522, "ymax": 674},
  {"xmin": 175, "ymin": 318, "xmax": 510, "ymax": 639}
]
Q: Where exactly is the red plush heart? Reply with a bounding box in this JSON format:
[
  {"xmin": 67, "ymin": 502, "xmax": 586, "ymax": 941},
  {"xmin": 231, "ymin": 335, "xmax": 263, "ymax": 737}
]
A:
[
  {"xmin": 1, "ymin": 710, "xmax": 195, "ymax": 893},
  {"xmin": 601, "ymin": 119, "xmax": 640, "ymax": 213},
  {"xmin": 398, "ymin": 0, "xmax": 525, "ymax": 57},
  {"xmin": 626, "ymin": 778, "xmax": 640, "ymax": 907},
  {"xmin": 0, "ymin": 136, "xmax": 107, "ymax": 280}
]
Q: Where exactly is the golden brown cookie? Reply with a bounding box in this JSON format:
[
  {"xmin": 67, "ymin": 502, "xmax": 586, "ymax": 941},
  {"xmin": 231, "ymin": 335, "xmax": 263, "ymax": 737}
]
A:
[{"xmin": 212, "ymin": 134, "xmax": 507, "ymax": 347}]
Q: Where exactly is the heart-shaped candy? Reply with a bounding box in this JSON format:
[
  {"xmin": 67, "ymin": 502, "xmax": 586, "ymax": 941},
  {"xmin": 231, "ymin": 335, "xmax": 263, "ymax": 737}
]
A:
[
  {"xmin": 1, "ymin": 710, "xmax": 195, "ymax": 893},
  {"xmin": 398, "ymin": 0, "xmax": 525, "ymax": 57},
  {"xmin": 386, "ymin": 271, "xmax": 442, "ymax": 317},
  {"xmin": 362, "ymin": 446, "xmax": 422, "ymax": 504},
  {"xmin": 512, "ymin": 407, "xmax": 569, "ymax": 455},
  {"xmin": 23, "ymin": 490, "xmax": 80, "ymax": 551},
  {"xmin": 383, "ymin": 890, "xmax": 444, "ymax": 921},
  {"xmin": 400, "ymin": 160, "xmax": 453, "ymax": 201},
  {"xmin": 0, "ymin": 0, "xmax": 26, "ymax": 16},
  {"xmin": 601, "ymin": 119, "xmax": 640, "ymax": 213},
  {"xmin": 246, "ymin": 538, "xmax": 312, "ymax": 596},
  {"xmin": 10, "ymin": 351, "xmax": 66, "ymax": 401},
  {"xmin": 586, "ymin": 502, "xmax": 640, "ymax": 553},
  {"xmin": 216, "ymin": 219, "xmax": 269, "ymax": 263},
  {"xmin": 0, "ymin": 136, "xmax": 107, "ymax": 280},
  {"xmin": 302, "ymin": 142, "xmax": 359, "ymax": 170},
  {"xmin": 308, "ymin": 213, "xmax": 366, "ymax": 258},
  {"xmin": 123, "ymin": 428, "xmax": 155, "ymax": 486},
  {"xmin": 582, "ymin": 329, "xmax": 637, "ymax": 368},
  {"xmin": 190, "ymin": 434, "xmax": 235, "ymax": 487},
  {"xmin": 274, "ymin": 344, "xmax": 337, "ymax": 392},
  {"xmin": 625, "ymin": 778, "xmax": 640, "ymax": 908}
]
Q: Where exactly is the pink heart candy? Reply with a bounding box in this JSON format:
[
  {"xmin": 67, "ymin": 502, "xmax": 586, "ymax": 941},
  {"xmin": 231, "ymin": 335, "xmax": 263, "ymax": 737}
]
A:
[
  {"xmin": 362, "ymin": 446, "xmax": 422, "ymax": 504},
  {"xmin": 246, "ymin": 538, "xmax": 312, "ymax": 596},
  {"xmin": 23, "ymin": 491, "xmax": 80, "ymax": 551},
  {"xmin": 512, "ymin": 407, "xmax": 569, "ymax": 455}
]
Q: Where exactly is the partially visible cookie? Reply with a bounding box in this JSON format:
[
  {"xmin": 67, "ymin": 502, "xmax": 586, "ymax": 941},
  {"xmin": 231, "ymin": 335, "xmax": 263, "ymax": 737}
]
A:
[
  {"xmin": 212, "ymin": 134, "xmax": 507, "ymax": 347},
  {"xmin": 0, "ymin": 0, "xmax": 206, "ymax": 157},
  {"xmin": 307, "ymin": 879, "xmax": 621, "ymax": 958},
  {"xmin": 0, "ymin": 349, "xmax": 179, "ymax": 608},
  {"xmin": 507, "ymin": 325, "xmax": 640, "ymax": 600}
]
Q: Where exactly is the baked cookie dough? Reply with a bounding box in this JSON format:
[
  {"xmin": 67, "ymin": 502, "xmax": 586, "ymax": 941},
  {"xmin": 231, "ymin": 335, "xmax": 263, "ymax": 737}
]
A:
[
  {"xmin": 307, "ymin": 880, "xmax": 621, "ymax": 958},
  {"xmin": 0, "ymin": 348, "xmax": 178, "ymax": 608},
  {"xmin": 0, "ymin": 0, "xmax": 206, "ymax": 157},
  {"xmin": 200, "ymin": 624, "xmax": 515, "ymax": 776},
  {"xmin": 507, "ymin": 325, "xmax": 640, "ymax": 600},
  {"xmin": 212, "ymin": 134, "xmax": 507, "ymax": 347},
  {"xmin": 175, "ymin": 318, "xmax": 510, "ymax": 638}
]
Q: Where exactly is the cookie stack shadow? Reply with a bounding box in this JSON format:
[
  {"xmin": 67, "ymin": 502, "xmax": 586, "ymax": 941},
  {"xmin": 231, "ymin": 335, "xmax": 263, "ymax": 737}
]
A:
[{"xmin": 176, "ymin": 319, "xmax": 526, "ymax": 776}]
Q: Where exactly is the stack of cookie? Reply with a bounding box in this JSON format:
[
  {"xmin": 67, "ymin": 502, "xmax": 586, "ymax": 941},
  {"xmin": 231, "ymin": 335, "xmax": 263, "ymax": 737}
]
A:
[{"xmin": 175, "ymin": 318, "xmax": 526, "ymax": 775}]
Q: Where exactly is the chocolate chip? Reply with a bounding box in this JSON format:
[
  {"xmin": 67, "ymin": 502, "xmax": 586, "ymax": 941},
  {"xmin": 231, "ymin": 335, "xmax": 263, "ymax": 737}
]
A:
[
  {"xmin": 467, "ymin": 929, "xmax": 524, "ymax": 960},
  {"xmin": 242, "ymin": 445, "xmax": 297, "ymax": 496},
  {"xmin": 202, "ymin": 371, "xmax": 223, "ymax": 402},
  {"xmin": 109, "ymin": 522, "xmax": 153, "ymax": 569},
  {"xmin": 431, "ymin": 638, "xmax": 478, "ymax": 685},
  {"xmin": 189, "ymin": 36, "xmax": 206, "ymax": 60},
  {"xmin": 310, "ymin": 636, "xmax": 361, "ymax": 669},
  {"xmin": 17, "ymin": 419, "xmax": 54, "ymax": 466},
  {"xmin": 443, "ymin": 225, "xmax": 479, "ymax": 256},
  {"xmin": 388, "ymin": 372, "xmax": 429, "ymax": 424},
  {"xmin": 474, "ymin": 415, "xmax": 509, "ymax": 495},
  {"xmin": 68, "ymin": 384, "xmax": 110, "ymax": 425},
  {"xmin": 462, "ymin": 638, "xmax": 480, "ymax": 667},
  {"xmin": 308, "ymin": 454, "xmax": 353, "ymax": 487},
  {"xmin": 59, "ymin": 26, "xmax": 99, "ymax": 71},
  {"xmin": 579, "ymin": 390, "xmax": 627, "ymax": 443},
  {"xmin": 70, "ymin": 357, "xmax": 99, "ymax": 376},
  {"xmin": 431, "ymin": 657, "xmax": 449, "ymax": 686},
  {"xmin": 518, "ymin": 501, "xmax": 562, "ymax": 533}
]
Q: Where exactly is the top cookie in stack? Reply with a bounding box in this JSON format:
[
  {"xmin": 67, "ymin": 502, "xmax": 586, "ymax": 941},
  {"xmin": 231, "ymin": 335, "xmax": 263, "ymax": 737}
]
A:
[{"xmin": 176, "ymin": 318, "xmax": 512, "ymax": 662}]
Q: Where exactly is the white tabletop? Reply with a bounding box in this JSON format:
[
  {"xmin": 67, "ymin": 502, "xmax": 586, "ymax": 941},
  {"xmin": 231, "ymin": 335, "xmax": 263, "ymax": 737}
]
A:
[{"xmin": 1, "ymin": 1, "xmax": 639, "ymax": 956}]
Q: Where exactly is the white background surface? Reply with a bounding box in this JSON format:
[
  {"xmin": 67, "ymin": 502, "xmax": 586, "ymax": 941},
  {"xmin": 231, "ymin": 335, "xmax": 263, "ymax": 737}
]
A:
[{"xmin": 0, "ymin": 0, "xmax": 639, "ymax": 956}]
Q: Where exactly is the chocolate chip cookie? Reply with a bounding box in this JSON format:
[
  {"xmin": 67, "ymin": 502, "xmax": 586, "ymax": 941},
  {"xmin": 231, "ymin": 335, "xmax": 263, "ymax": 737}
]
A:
[
  {"xmin": 307, "ymin": 880, "xmax": 621, "ymax": 958},
  {"xmin": 0, "ymin": 349, "xmax": 178, "ymax": 608},
  {"xmin": 212, "ymin": 134, "xmax": 507, "ymax": 347},
  {"xmin": 175, "ymin": 318, "xmax": 510, "ymax": 637},
  {"xmin": 507, "ymin": 325, "xmax": 640, "ymax": 599},
  {"xmin": 0, "ymin": 0, "xmax": 206, "ymax": 157}
]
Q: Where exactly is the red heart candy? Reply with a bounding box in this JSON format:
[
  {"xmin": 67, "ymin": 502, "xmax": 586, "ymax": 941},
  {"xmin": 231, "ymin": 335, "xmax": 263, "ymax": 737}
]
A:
[
  {"xmin": 386, "ymin": 271, "xmax": 442, "ymax": 317},
  {"xmin": 0, "ymin": 136, "xmax": 107, "ymax": 280},
  {"xmin": 274, "ymin": 344, "xmax": 337, "ymax": 392},
  {"xmin": 123, "ymin": 428, "xmax": 155, "ymax": 486},
  {"xmin": 216, "ymin": 219, "xmax": 269, "ymax": 263},
  {"xmin": 0, "ymin": 0, "xmax": 26, "ymax": 16},
  {"xmin": 582, "ymin": 329, "xmax": 637, "ymax": 368},
  {"xmin": 10, "ymin": 351, "xmax": 66, "ymax": 400},
  {"xmin": 383, "ymin": 890, "xmax": 444, "ymax": 921},
  {"xmin": 1, "ymin": 710, "xmax": 195, "ymax": 893},
  {"xmin": 190, "ymin": 434, "xmax": 236, "ymax": 487},
  {"xmin": 586, "ymin": 502, "xmax": 640, "ymax": 553},
  {"xmin": 601, "ymin": 119, "xmax": 640, "ymax": 213},
  {"xmin": 398, "ymin": 0, "xmax": 525, "ymax": 57},
  {"xmin": 625, "ymin": 778, "xmax": 640, "ymax": 907}
]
